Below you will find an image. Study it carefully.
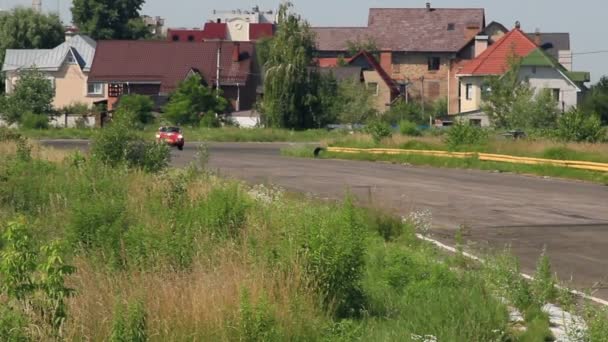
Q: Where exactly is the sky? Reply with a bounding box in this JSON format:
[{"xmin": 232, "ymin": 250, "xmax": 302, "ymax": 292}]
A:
[{"xmin": 1, "ymin": 0, "xmax": 606, "ymax": 82}]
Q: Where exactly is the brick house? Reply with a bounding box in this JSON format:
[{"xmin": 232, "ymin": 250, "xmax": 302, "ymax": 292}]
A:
[
  {"xmin": 87, "ymin": 41, "xmax": 257, "ymax": 112},
  {"xmin": 312, "ymin": 4, "xmax": 486, "ymax": 114}
]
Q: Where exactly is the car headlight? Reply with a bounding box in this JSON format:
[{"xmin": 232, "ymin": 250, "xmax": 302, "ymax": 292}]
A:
[
  {"xmin": 155, "ymin": 134, "xmax": 161, "ymax": 139},
  {"xmin": 178, "ymin": 135, "xmax": 183, "ymax": 139}
]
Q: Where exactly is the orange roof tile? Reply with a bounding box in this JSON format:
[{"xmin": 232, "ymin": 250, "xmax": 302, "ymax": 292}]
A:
[{"xmin": 458, "ymin": 28, "xmax": 537, "ymax": 76}]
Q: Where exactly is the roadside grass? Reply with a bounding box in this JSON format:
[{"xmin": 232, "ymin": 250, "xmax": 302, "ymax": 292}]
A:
[
  {"xmin": 325, "ymin": 133, "xmax": 608, "ymax": 163},
  {"xmin": 17, "ymin": 126, "xmax": 346, "ymax": 142},
  {"xmin": 0, "ymin": 138, "xmax": 546, "ymax": 341},
  {"xmin": 282, "ymin": 147, "xmax": 608, "ymax": 184}
]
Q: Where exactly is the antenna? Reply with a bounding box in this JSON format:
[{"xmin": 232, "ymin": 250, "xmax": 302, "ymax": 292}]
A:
[{"xmin": 32, "ymin": 0, "xmax": 42, "ymax": 12}]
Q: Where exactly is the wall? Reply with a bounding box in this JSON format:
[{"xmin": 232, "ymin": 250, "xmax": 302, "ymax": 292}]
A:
[
  {"xmin": 520, "ymin": 66, "xmax": 579, "ymax": 110},
  {"xmin": 5, "ymin": 64, "xmax": 105, "ymax": 110},
  {"xmin": 391, "ymin": 52, "xmax": 452, "ymax": 104},
  {"xmin": 229, "ymin": 111, "xmax": 260, "ymax": 128},
  {"xmin": 362, "ymin": 70, "xmax": 392, "ymax": 113},
  {"xmin": 458, "ymin": 76, "xmax": 485, "ymax": 113},
  {"xmin": 226, "ymin": 18, "xmax": 250, "ymax": 41},
  {"xmin": 49, "ymin": 114, "xmax": 97, "ymax": 128}
]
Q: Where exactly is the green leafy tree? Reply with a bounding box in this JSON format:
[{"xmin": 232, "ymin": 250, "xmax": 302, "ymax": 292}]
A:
[
  {"xmin": 307, "ymin": 70, "xmax": 340, "ymax": 127},
  {"xmin": 346, "ymin": 37, "xmax": 379, "ymax": 57},
  {"xmin": 0, "ymin": 8, "xmax": 64, "ymax": 76},
  {"xmin": 163, "ymin": 74, "xmax": 228, "ymax": 126},
  {"xmin": 71, "ymin": 0, "xmax": 150, "ymax": 40},
  {"xmin": 261, "ymin": 2, "xmax": 317, "ymax": 129},
  {"xmin": 334, "ymin": 79, "xmax": 378, "ymax": 124},
  {"xmin": 384, "ymin": 100, "xmax": 425, "ymax": 125},
  {"xmin": 0, "ymin": 69, "xmax": 55, "ymax": 125},
  {"xmin": 556, "ymin": 108, "xmax": 606, "ymax": 143},
  {"xmin": 583, "ymin": 76, "xmax": 608, "ymax": 124},
  {"xmin": 116, "ymin": 94, "xmax": 155, "ymax": 124}
]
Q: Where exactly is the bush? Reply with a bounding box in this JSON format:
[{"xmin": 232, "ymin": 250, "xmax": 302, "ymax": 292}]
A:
[
  {"xmin": 399, "ymin": 120, "xmax": 421, "ymax": 136},
  {"xmin": 555, "ymin": 109, "xmax": 606, "ymax": 143},
  {"xmin": 20, "ymin": 112, "xmax": 49, "ymax": 129},
  {"xmin": 91, "ymin": 121, "xmax": 170, "ymax": 172},
  {"xmin": 201, "ymin": 185, "xmax": 249, "ymax": 239},
  {"xmin": 384, "ymin": 101, "xmax": 424, "ymax": 125},
  {"xmin": 237, "ymin": 291, "xmax": 280, "ymax": 341},
  {"xmin": 300, "ymin": 198, "xmax": 367, "ymax": 317},
  {"xmin": 366, "ymin": 120, "xmax": 392, "ymax": 144},
  {"xmin": 0, "ymin": 306, "xmax": 28, "ymax": 341},
  {"xmin": 116, "ymin": 94, "xmax": 155, "ymax": 125},
  {"xmin": 110, "ymin": 300, "xmax": 147, "ymax": 342},
  {"xmin": 200, "ymin": 113, "xmax": 221, "ymax": 128},
  {"xmin": 444, "ymin": 121, "xmax": 489, "ymax": 149}
]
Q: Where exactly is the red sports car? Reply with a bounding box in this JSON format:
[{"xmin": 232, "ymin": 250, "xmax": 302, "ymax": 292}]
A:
[{"xmin": 156, "ymin": 126, "xmax": 185, "ymax": 150}]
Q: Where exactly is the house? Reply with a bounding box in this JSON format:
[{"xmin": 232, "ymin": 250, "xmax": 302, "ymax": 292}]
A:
[
  {"xmin": 455, "ymin": 23, "xmax": 589, "ymax": 126},
  {"xmin": 312, "ymin": 4, "xmax": 486, "ymax": 111},
  {"xmin": 168, "ymin": 7, "xmax": 275, "ymax": 42},
  {"xmin": 348, "ymin": 51, "xmax": 400, "ymax": 113},
  {"xmin": 2, "ymin": 35, "xmax": 100, "ymax": 110},
  {"xmin": 87, "ymin": 41, "xmax": 257, "ymax": 112}
]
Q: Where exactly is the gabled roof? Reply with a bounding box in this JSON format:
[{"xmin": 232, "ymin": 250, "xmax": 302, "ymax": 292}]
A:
[
  {"xmin": 313, "ymin": 7, "xmax": 485, "ymax": 53},
  {"xmin": 521, "ymin": 47, "xmax": 589, "ymax": 85},
  {"xmin": 349, "ymin": 51, "xmax": 399, "ymax": 95},
  {"xmin": 88, "ymin": 41, "xmax": 253, "ymax": 93},
  {"xmin": 457, "ymin": 28, "xmax": 537, "ymax": 76},
  {"xmin": 2, "ymin": 35, "xmax": 96, "ymax": 72}
]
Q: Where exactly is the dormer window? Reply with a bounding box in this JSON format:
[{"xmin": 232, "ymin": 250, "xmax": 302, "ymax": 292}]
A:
[
  {"xmin": 66, "ymin": 51, "xmax": 77, "ymax": 64},
  {"xmin": 447, "ymin": 23, "xmax": 455, "ymax": 31}
]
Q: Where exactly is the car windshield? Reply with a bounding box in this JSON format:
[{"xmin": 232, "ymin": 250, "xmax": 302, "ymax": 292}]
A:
[{"xmin": 160, "ymin": 127, "xmax": 181, "ymax": 133}]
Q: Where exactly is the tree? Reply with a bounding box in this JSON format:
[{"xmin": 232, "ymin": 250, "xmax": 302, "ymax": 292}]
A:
[
  {"xmin": 261, "ymin": 2, "xmax": 317, "ymax": 129},
  {"xmin": 582, "ymin": 76, "xmax": 608, "ymax": 125},
  {"xmin": 0, "ymin": 8, "xmax": 64, "ymax": 83},
  {"xmin": 556, "ymin": 108, "xmax": 606, "ymax": 143},
  {"xmin": 333, "ymin": 79, "xmax": 377, "ymax": 124},
  {"xmin": 116, "ymin": 94, "xmax": 155, "ymax": 124},
  {"xmin": 0, "ymin": 69, "xmax": 55, "ymax": 125},
  {"xmin": 71, "ymin": 0, "xmax": 150, "ymax": 40},
  {"xmin": 163, "ymin": 74, "xmax": 228, "ymax": 126},
  {"xmin": 482, "ymin": 57, "xmax": 559, "ymax": 129}
]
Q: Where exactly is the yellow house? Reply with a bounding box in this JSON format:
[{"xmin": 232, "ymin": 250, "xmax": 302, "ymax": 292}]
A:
[{"xmin": 2, "ymin": 35, "xmax": 103, "ymax": 110}]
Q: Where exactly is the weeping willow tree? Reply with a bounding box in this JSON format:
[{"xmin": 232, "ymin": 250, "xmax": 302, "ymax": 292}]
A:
[{"xmin": 261, "ymin": 2, "xmax": 318, "ymax": 129}]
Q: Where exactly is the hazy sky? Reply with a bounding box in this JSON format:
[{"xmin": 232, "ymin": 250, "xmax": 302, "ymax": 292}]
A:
[{"xmin": 1, "ymin": 0, "xmax": 606, "ymax": 82}]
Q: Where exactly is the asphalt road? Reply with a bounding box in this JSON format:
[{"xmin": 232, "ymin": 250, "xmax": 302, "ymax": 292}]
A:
[{"xmin": 42, "ymin": 140, "xmax": 608, "ymax": 299}]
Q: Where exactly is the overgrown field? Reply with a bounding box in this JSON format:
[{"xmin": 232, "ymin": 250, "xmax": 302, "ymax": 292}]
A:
[
  {"xmin": 18, "ymin": 126, "xmax": 345, "ymax": 142},
  {"xmin": 1, "ymin": 135, "xmax": 606, "ymax": 341}
]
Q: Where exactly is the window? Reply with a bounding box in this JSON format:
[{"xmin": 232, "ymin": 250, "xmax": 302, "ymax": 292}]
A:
[
  {"xmin": 447, "ymin": 23, "xmax": 455, "ymax": 31},
  {"xmin": 66, "ymin": 51, "xmax": 77, "ymax": 64},
  {"xmin": 465, "ymin": 83, "xmax": 473, "ymax": 100},
  {"xmin": 172, "ymin": 35, "xmax": 179, "ymax": 41},
  {"xmin": 87, "ymin": 83, "xmax": 103, "ymax": 96},
  {"xmin": 367, "ymin": 82, "xmax": 379, "ymax": 96},
  {"xmin": 532, "ymin": 66, "xmax": 537, "ymax": 74},
  {"xmin": 428, "ymin": 57, "xmax": 440, "ymax": 71},
  {"xmin": 187, "ymin": 35, "xmax": 195, "ymax": 42},
  {"xmin": 552, "ymin": 89, "xmax": 560, "ymax": 101},
  {"xmin": 469, "ymin": 119, "xmax": 482, "ymax": 126}
]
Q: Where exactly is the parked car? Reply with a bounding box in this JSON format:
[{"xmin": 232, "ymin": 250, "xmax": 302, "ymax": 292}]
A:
[{"xmin": 156, "ymin": 126, "xmax": 184, "ymax": 150}]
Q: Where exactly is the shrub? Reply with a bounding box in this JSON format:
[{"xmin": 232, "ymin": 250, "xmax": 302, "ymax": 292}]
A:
[
  {"xmin": 200, "ymin": 113, "xmax": 221, "ymax": 128},
  {"xmin": 531, "ymin": 249, "xmax": 557, "ymax": 305},
  {"xmin": 237, "ymin": 291, "xmax": 280, "ymax": 342},
  {"xmin": 300, "ymin": 198, "xmax": 367, "ymax": 317},
  {"xmin": 366, "ymin": 120, "xmax": 392, "ymax": 144},
  {"xmin": 444, "ymin": 121, "xmax": 489, "ymax": 149},
  {"xmin": 20, "ymin": 111, "xmax": 49, "ymax": 129},
  {"xmin": 0, "ymin": 306, "xmax": 28, "ymax": 341},
  {"xmin": 201, "ymin": 185, "xmax": 249, "ymax": 239},
  {"xmin": 399, "ymin": 120, "xmax": 421, "ymax": 136},
  {"xmin": 116, "ymin": 94, "xmax": 155, "ymax": 125},
  {"xmin": 110, "ymin": 300, "xmax": 147, "ymax": 342},
  {"xmin": 124, "ymin": 140, "xmax": 170, "ymax": 173},
  {"xmin": 555, "ymin": 109, "xmax": 606, "ymax": 143},
  {"xmin": 384, "ymin": 101, "xmax": 424, "ymax": 125}
]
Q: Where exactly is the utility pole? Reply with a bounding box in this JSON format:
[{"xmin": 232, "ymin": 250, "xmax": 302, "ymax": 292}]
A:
[{"xmin": 216, "ymin": 41, "xmax": 222, "ymax": 98}]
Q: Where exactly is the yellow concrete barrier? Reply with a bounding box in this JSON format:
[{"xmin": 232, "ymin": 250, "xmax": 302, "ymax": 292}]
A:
[{"xmin": 325, "ymin": 147, "xmax": 608, "ymax": 172}]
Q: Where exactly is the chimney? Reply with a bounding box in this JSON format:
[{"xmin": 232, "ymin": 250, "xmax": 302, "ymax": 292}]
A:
[
  {"xmin": 559, "ymin": 50, "xmax": 573, "ymax": 71},
  {"xmin": 515, "ymin": 21, "xmax": 521, "ymax": 29},
  {"xmin": 426, "ymin": 2, "xmax": 431, "ymax": 11},
  {"xmin": 232, "ymin": 43, "xmax": 240, "ymax": 62},
  {"xmin": 534, "ymin": 28, "xmax": 541, "ymax": 46},
  {"xmin": 474, "ymin": 35, "xmax": 489, "ymax": 57}
]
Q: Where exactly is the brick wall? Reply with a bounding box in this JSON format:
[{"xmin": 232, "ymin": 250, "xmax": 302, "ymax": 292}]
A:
[{"xmin": 391, "ymin": 52, "xmax": 451, "ymax": 105}]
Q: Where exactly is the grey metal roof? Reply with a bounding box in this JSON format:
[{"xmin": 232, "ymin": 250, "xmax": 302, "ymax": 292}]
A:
[
  {"xmin": 2, "ymin": 35, "xmax": 96, "ymax": 72},
  {"xmin": 526, "ymin": 33, "xmax": 570, "ymax": 59}
]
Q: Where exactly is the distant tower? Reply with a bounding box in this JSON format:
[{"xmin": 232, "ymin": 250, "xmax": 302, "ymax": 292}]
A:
[{"xmin": 32, "ymin": 0, "xmax": 42, "ymax": 12}]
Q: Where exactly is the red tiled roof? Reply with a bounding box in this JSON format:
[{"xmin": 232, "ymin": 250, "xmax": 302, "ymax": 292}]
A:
[
  {"xmin": 349, "ymin": 51, "xmax": 399, "ymax": 95},
  {"xmin": 458, "ymin": 28, "xmax": 537, "ymax": 76},
  {"xmin": 202, "ymin": 22, "xmax": 227, "ymax": 40},
  {"xmin": 313, "ymin": 8, "xmax": 485, "ymax": 52},
  {"xmin": 249, "ymin": 23, "xmax": 274, "ymax": 41},
  {"xmin": 88, "ymin": 41, "xmax": 253, "ymax": 93}
]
